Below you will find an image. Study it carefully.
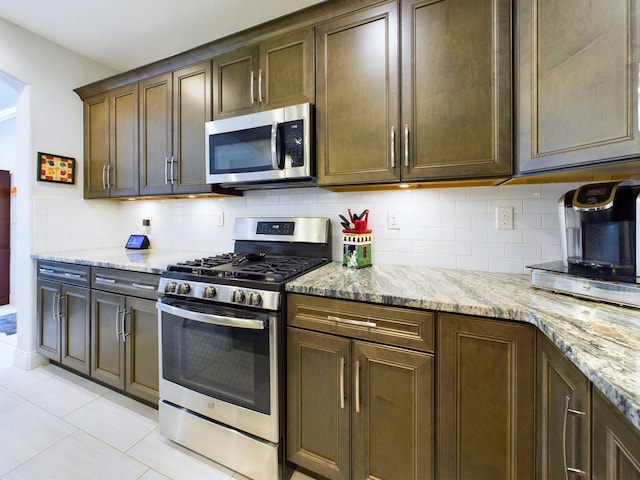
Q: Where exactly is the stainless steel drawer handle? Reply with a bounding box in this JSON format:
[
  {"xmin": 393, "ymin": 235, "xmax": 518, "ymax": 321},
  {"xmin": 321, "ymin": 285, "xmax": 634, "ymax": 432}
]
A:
[
  {"xmin": 63, "ymin": 272, "xmax": 83, "ymax": 278},
  {"xmin": 40, "ymin": 268, "xmax": 55, "ymax": 274},
  {"xmin": 131, "ymin": 282, "xmax": 156, "ymax": 290},
  {"xmin": 567, "ymin": 467, "xmax": 586, "ymax": 476},
  {"xmin": 328, "ymin": 315, "xmax": 377, "ymax": 328},
  {"xmin": 95, "ymin": 277, "xmax": 116, "ymax": 284}
]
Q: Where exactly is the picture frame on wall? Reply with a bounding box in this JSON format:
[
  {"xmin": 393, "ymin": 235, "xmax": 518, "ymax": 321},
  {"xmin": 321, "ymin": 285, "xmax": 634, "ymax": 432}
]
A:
[{"xmin": 37, "ymin": 152, "xmax": 75, "ymax": 184}]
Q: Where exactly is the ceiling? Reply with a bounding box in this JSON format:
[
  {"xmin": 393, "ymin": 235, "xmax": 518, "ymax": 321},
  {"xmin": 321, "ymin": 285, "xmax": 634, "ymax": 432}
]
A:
[{"xmin": 0, "ymin": 0, "xmax": 326, "ymax": 109}]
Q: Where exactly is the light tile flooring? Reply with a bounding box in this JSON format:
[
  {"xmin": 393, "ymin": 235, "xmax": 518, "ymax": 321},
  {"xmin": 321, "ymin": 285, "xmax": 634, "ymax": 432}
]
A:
[{"xmin": 0, "ymin": 338, "xmax": 314, "ymax": 480}]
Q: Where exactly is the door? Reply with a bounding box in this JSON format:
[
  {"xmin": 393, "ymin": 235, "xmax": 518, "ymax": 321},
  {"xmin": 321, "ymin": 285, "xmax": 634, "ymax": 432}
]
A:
[
  {"xmin": 83, "ymin": 93, "xmax": 110, "ymax": 198},
  {"xmin": 91, "ymin": 290, "xmax": 126, "ymax": 389},
  {"xmin": 124, "ymin": 296, "xmax": 159, "ymax": 404},
  {"xmin": 401, "ymin": 0, "xmax": 512, "ymax": 181},
  {"xmin": 109, "ymin": 83, "xmax": 139, "ymax": 197},
  {"xmin": 212, "ymin": 46, "xmax": 260, "ymax": 119},
  {"xmin": 287, "ymin": 327, "xmax": 351, "ymax": 480},
  {"xmin": 518, "ymin": 0, "xmax": 640, "ymax": 173},
  {"xmin": 437, "ymin": 314, "xmax": 535, "ymax": 480},
  {"xmin": 593, "ymin": 389, "xmax": 640, "ymax": 480},
  {"xmin": 537, "ymin": 331, "xmax": 590, "ymax": 479},
  {"xmin": 352, "ymin": 341, "xmax": 433, "ymax": 480},
  {"xmin": 259, "ymin": 27, "xmax": 315, "ymax": 110},
  {"xmin": 316, "ymin": 1, "xmax": 400, "ymax": 186},
  {"xmin": 171, "ymin": 61, "xmax": 212, "ymax": 194},
  {"xmin": 139, "ymin": 73, "xmax": 172, "ymax": 196},
  {"xmin": 60, "ymin": 284, "xmax": 90, "ymax": 375},
  {"xmin": 0, "ymin": 170, "xmax": 9, "ymax": 305},
  {"xmin": 36, "ymin": 279, "xmax": 61, "ymax": 361}
]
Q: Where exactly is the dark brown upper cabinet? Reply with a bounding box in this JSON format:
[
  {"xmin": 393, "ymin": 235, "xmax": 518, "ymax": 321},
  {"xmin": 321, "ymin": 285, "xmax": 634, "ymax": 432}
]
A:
[
  {"xmin": 212, "ymin": 27, "xmax": 315, "ymax": 119},
  {"xmin": 139, "ymin": 61, "xmax": 213, "ymax": 196},
  {"xmin": 517, "ymin": 0, "xmax": 640, "ymax": 173},
  {"xmin": 316, "ymin": 0, "xmax": 512, "ymax": 187}
]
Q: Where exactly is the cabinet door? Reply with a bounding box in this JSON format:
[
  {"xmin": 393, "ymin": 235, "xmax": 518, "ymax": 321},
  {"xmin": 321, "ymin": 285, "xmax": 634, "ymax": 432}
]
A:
[
  {"xmin": 518, "ymin": 0, "xmax": 640, "ymax": 173},
  {"xmin": 352, "ymin": 341, "xmax": 434, "ymax": 480},
  {"xmin": 437, "ymin": 314, "xmax": 535, "ymax": 480},
  {"xmin": 593, "ymin": 389, "xmax": 640, "ymax": 480},
  {"xmin": 91, "ymin": 291, "xmax": 125, "ymax": 389},
  {"xmin": 124, "ymin": 296, "xmax": 159, "ymax": 404},
  {"xmin": 109, "ymin": 83, "xmax": 139, "ymax": 197},
  {"xmin": 172, "ymin": 61, "xmax": 213, "ymax": 195},
  {"xmin": 36, "ymin": 280, "xmax": 61, "ymax": 361},
  {"xmin": 401, "ymin": 0, "xmax": 512, "ymax": 181},
  {"xmin": 139, "ymin": 73, "xmax": 173, "ymax": 196},
  {"xmin": 212, "ymin": 46, "xmax": 260, "ymax": 119},
  {"xmin": 287, "ymin": 327, "xmax": 351, "ymax": 480},
  {"xmin": 259, "ymin": 27, "xmax": 315, "ymax": 109},
  {"xmin": 60, "ymin": 284, "xmax": 91, "ymax": 375},
  {"xmin": 537, "ymin": 331, "xmax": 590, "ymax": 480},
  {"xmin": 316, "ymin": 1, "xmax": 400, "ymax": 186},
  {"xmin": 83, "ymin": 93, "xmax": 110, "ymax": 199}
]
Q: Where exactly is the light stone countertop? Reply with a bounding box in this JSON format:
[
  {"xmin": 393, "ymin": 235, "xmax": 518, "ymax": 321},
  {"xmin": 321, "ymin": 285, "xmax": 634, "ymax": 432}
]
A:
[
  {"xmin": 286, "ymin": 262, "xmax": 640, "ymax": 431},
  {"xmin": 31, "ymin": 247, "xmax": 218, "ymax": 274}
]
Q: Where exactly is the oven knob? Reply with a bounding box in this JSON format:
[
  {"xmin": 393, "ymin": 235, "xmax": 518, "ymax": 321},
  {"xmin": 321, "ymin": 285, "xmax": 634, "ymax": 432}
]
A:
[
  {"xmin": 164, "ymin": 282, "xmax": 177, "ymax": 293},
  {"xmin": 177, "ymin": 283, "xmax": 191, "ymax": 295},
  {"xmin": 248, "ymin": 292, "xmax": 262, "ymax": 306},
  {"xmin": 203, "ymin": 286, "xmax": 217, "ymax": 298},
  {"xmin": 232, "ymin": 290, "xmax": 245, "ymax": 303}
]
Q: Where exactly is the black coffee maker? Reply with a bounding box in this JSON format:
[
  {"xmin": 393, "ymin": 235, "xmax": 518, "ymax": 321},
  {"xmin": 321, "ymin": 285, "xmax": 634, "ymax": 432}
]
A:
[{"xmin": 559, "ymin": 181, "xmax": 640, "ymax": 282}]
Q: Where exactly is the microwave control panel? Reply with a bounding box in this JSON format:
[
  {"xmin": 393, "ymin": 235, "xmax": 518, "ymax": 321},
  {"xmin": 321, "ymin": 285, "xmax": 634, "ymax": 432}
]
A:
[{"xmin": 283, "ymin": 120, "xmax": 304, "ymax": 167}]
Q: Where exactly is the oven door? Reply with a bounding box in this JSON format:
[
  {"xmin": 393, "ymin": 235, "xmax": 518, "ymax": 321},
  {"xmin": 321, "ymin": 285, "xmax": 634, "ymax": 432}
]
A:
[{"xmin": 157, "ymin": 297, "xmax": 280, "ymax": 442}]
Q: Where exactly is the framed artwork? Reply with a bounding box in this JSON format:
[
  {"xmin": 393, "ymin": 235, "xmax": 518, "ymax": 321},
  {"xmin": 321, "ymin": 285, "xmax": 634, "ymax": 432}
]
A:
[{"xmin": 37, "ymin": 152, "xmax": 75, "ymax": 184}]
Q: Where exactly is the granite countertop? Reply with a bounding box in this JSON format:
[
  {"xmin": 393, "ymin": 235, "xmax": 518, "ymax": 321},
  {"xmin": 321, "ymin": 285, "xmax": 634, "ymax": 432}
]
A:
[
  {"xmin": 31, "ymin": 247, "xmax": 217, "ymax": 274},
  {"xmin": 286, "ymin": 262, "xmax": 640, "ymax": 431}
]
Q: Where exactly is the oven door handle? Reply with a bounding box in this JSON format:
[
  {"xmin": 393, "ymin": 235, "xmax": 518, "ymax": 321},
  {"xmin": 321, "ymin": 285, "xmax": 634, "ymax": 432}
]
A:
[{"xmin": 156, "ymin": 302, "xmax": 267, "ymax": 330}]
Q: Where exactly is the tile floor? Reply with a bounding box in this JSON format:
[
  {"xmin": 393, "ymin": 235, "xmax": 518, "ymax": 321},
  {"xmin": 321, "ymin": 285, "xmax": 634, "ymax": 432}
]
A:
[{"xmin": 0, "ymin": 338, "xmax": 314, "ymax": 480}]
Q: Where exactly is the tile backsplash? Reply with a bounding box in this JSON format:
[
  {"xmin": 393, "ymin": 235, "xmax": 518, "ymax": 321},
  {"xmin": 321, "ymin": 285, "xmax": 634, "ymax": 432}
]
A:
[{"xmin": 33, "ymin": 182, "xmax": 577, "ymax": 275}]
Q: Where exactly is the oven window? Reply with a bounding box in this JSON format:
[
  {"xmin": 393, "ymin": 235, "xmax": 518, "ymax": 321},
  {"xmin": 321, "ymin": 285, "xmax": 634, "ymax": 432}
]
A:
[
  {"xmin": 162, "ymin": 311, "xmax": 271, "ymax": 414},
  {"xmin": 209, "ymin": 126, "xmax": 273, "ymax": 174}
]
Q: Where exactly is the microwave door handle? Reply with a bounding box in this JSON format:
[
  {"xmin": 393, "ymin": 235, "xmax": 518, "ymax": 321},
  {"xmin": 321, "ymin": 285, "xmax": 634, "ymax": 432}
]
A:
[
  {"xmin": 156, "ymin": 301, "xmax": 267, "ymax": 330},
  {"xmin": 271, "ymin": 122, "xmax": 284, "ymax": 170}
]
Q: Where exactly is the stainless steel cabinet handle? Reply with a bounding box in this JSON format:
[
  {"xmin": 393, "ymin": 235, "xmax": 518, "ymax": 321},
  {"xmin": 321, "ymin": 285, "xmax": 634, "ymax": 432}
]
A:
[
  {"xmin": 121, "ymin": 309, "xmax": 131, "ymax": 343},
  {"xmin": 250, "ymin": 71, "xmax": 255, "ymax": 105},
  {"xmin": 258, "ymin": 68, "xmax": 263, "ymax": 103},
  {"xmin": 115, "ymin": 307, "xmax": 124, "ymax": 340},
  {"xmin": 339, "ymin": 357, "xmax": 345, "ymax": 410},
  {"xmin": 102, "ymin": 165, "xmax": 107, "ymax": 190},
  {"xmin": 390, "ymin": 126, "xmax": 396, "ymax": 168},
  {"xmin": 106, "ymin": 165, "xmax": 111, "ymax": 189},
  {"xmin": 164, "ymin": 157, "xmax": 169, "ymax": 184},
  {"xmin": 52, "ymin": 292, "xmax": 60, "ymax": 322},
  {"xmin": 170, "ymin": 156, "xmax": 175, "ymax": 184},
  {"xmin": 63, "ymin": 272, "xmax": 82, "ymax": 279},
  {"xmin": 95, "ymin": 277, "xmax": 116, "ymax": 284},
  {"xmin": 355, "ymin": 360, "xmax": 361, "ymax": 414},
  {"xmin": 563, "ymin": 395, "xmax": 587, "ymax": 477},
  {"xmin": 328, "ymin": 315, "xmax": 377, "ymax": 328},
  {"xmin": 131, "ymin": 282, "xmax": 156, "ymax": 290},
  {"xmin": 40, "ymin": 268, "xmax": 55, "ymax": 274},
  {"xmin": 404, "ymin": 124, "xmax": 410, "ymax": 167}
]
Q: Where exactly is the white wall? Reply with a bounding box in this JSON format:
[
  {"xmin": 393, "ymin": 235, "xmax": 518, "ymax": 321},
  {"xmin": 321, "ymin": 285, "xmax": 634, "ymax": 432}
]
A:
[
  {"xmin": 0, "ymin": 17, "xmax": 118, "ymax": 368},
  {"xmin": 118, "ymin": 182, "xmax": 577, "ymax": 274}
]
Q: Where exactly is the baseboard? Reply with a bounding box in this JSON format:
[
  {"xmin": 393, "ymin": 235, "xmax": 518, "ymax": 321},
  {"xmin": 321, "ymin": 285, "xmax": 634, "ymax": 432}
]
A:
[{"xmin": 12, "ymin": 348, "xmax": 49, "ymax": 370}]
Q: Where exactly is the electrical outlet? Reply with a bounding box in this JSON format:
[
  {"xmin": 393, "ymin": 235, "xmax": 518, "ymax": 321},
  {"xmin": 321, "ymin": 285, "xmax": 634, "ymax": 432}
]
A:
[
  {"xmin": 388, "ymin": 210, "xmax": 400, "ymax": 230},
  {"xmin": 216, "ymin": 212, "xmax": 225, "ymax": 227},
  {"xmin": 495, "ymin": 206, "xmax": 514, "ymax": 230}
]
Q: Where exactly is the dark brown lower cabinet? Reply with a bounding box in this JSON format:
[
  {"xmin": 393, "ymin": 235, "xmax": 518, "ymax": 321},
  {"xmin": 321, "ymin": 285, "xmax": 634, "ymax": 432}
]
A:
[
  {"xmin": 287, "ymin": 327, "xmax": 433, "ymax": 480},
  {"xmin": 593, "ymin": 388, "xmax": 640, "ymax": 479},
  {"xmin": 91, "ymin": 291, "xmax": 159, "ymax": 404},
  {"xmin": 537, "ymin": 331, "xmax": 590, "ymax": 479},
  {"xmin": 437, "ymin": 313, "xmax": 535, "ymax": 480},
  {"xmin": 36, "ymin": 262, "xmax": 91, "ymax": 375}
]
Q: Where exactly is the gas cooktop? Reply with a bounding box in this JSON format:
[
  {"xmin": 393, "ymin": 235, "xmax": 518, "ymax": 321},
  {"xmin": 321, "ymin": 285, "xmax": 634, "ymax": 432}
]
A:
[{"xmin": 166, "ymin": 253, "xmax": 327, "ymax": 283}]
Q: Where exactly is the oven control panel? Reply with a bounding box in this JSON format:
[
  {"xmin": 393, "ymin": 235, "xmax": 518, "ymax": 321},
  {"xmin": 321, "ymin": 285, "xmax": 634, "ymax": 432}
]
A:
[{"xmin": 158, "ymin": 277, "xmax": 280, "ymax": 311}]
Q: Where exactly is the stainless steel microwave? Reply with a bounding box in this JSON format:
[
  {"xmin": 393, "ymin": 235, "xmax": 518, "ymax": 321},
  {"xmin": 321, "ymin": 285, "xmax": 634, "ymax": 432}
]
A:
[{"xmin": 205, "ymin": 103, "xmax": 314, "ymax": 189}]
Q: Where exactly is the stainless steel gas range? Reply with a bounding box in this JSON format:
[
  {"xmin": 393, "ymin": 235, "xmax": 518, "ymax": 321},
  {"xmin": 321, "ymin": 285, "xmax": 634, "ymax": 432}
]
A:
[{"xmin": 156, "ymin": 217, "xmax": 330, "ymax": 480}]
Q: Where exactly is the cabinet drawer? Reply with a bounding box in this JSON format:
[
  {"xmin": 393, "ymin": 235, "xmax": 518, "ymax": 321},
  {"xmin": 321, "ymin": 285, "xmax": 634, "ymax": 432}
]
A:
[
  {"xmin": 287, "ymin": 293, "xmax": 434, "ymax": 353},
  {"xmin": 37, "ymin": 261, "xmax": 91, "ymax": 287},
  {"xmin": 92, "ymin": 267, "xmax": 160, "ymax": 300}
]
